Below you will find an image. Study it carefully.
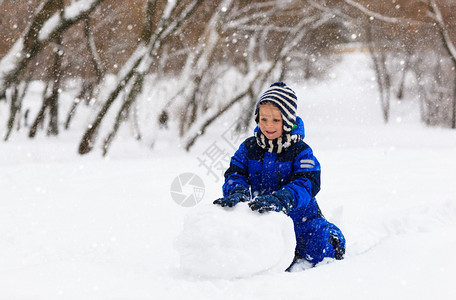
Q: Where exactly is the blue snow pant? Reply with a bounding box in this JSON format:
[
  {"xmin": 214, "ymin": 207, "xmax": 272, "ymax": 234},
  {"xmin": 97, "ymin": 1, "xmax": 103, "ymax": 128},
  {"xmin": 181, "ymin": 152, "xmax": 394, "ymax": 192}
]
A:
[{"xmin": 293, "ymin": 217, "xmax": 346, "ymax": 265}]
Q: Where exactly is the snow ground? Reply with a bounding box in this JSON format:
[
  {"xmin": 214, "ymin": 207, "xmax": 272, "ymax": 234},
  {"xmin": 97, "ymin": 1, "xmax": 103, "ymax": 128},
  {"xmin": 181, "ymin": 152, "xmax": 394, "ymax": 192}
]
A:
[{"xmin": 1, "ymin": 53, "xmax": 456, "ymax": 299}]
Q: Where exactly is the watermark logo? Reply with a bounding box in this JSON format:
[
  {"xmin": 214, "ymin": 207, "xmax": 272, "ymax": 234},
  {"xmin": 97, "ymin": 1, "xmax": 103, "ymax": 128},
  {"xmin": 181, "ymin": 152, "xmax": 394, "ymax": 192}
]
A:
[
  {"xmin": 170, "ymin": 172, "xmax": 205, "ymax": 207},
  {"xmin": 171, "ymin": 121, "xmax": 253, "ymax": 207},
  {"xmin": 196, "ymin": 141, "xmax": 231, "ymax": 183},
  {"xmin": 196, "ymin": 121, "xmax": 252, "ymax": 182}
]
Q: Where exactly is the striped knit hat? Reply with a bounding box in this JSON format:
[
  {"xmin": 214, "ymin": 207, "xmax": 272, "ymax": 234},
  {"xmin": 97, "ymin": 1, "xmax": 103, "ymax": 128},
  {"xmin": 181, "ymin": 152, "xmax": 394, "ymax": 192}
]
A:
[{"xmin": 254, "ymin": 82, "xmax": 298, "ymax": 133}]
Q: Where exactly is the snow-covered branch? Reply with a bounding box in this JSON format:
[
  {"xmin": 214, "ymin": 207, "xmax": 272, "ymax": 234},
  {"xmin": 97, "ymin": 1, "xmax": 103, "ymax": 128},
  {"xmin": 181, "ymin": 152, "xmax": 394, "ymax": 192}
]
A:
[
  {"xmin": 0, "ymin": 0, "xmax": 105, "ymax": 93},
  {"xmin": 38, "ymin": 0, "xmax": 99, "ymax": 41},
  {"xmin": 155, "ymin": 0, "xmax": 203, "ymax": 48},
  {"xmin": 39, "ymin": 0, "xmax": 105, "ymax": 45},
  {"xmin": 223, "ymin": 1, "xmax": 299, "ymax": 32},
  {"xmin": 305, "ymin": 0, "xmax": 352, "ymax": 21},
  {"xmin": 427, "ymin": 0, "xmax": 456, "ymax": 61},
  {"xmin": 344, "ymin": 0, "xmax": 401, "ymax": 23},
  {"xmin": 343, "ymin": 0, "xmax": 421, "ymax": 25}
]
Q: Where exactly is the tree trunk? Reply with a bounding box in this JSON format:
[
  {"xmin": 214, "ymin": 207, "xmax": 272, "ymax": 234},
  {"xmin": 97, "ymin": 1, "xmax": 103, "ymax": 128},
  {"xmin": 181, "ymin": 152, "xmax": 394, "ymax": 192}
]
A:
[
  {"xmin": 47, "ymin": 34, "xmax": 63, "ymax": 136},
  {"xmin": 65, "ymin": 17, "xmax": 104, "ymax": 130},
  {"xmin": 4, "ymin": 87, "xmax": 19, "ymax": 141},
  {"xmin": 102, "ymin": 73, "xmax": 144, "ymax": 156},
  {"xmin": 366, "ymin": 23, "xmax": 390, "ymax": 123}
]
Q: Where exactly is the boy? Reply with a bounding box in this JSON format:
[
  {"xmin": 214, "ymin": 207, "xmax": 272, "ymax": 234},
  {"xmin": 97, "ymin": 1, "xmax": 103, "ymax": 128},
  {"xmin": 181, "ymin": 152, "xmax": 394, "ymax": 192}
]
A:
[{"xmin": 214, "ymin": 82, "xmax": 345, "ymax": 269}]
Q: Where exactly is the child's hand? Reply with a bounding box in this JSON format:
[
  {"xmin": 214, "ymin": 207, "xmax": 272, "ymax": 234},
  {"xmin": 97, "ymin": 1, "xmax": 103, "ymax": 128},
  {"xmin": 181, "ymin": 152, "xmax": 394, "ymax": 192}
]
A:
[
  {"xmin": 249, "ymin": 189, "xmax": 295, "ymax": 214},
  {"xmin": 248, "ymin": 195, "xmax": 283, "ymax": 213},
  {"xmin": 213, "ymin": 192, "xmax": 249, "ymax": 207}
]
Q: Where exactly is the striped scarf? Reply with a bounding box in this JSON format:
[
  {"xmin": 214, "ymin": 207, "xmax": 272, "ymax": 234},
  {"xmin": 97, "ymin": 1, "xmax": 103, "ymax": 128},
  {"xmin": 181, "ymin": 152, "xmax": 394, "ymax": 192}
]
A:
[{"xmin": 254, "ymin": 131, "xmax": 302, "ymax": 154}]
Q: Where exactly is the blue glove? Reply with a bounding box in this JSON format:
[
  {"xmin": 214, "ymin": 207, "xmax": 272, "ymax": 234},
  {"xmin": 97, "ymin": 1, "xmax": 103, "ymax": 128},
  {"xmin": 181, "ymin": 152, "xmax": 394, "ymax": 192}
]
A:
[
  {"xmin": 213, "ymin": 186, "xmax": 250, "ymax": 207},
  {"xmin": 248, "ymin": 189, "xmax": 295, "ymax": 214}
]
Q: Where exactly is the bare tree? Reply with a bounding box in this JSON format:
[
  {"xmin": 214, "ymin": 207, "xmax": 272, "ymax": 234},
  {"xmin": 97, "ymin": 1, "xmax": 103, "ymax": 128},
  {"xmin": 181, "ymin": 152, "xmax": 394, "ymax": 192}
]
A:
[
  {"xmin": 1, "ymin": 0, "xmax": 106, "ymax": 141},
  {"xmin": 78, "ymin": 0, "xmax": 204, "ymax": 155},
  {"xmin": 365, "ymin": 22, "xmax": 392, "ymax": 123},
  {"xmin": 427, "ymin": 0, "xmax": 456, "ymax": 128},
  {"xmin": 64, "ymin": 17, "xmax": 105, "ymax": 130},
  {"xmin": 29, "ymin": 0, "xmax": 65, "ymax": 138}
]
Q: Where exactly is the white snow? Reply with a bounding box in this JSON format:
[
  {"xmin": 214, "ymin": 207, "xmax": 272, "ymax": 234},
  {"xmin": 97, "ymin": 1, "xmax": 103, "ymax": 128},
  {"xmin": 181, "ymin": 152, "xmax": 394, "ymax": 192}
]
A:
[
  {"xmin": 1, "ymin": 52, "xmax": 456, "ymax": 299},
  {"xmin": 38, "ymin": 13, "xmax": 61, "ymax": 41},
  {"xmin": 64, "ymin": 0, "xmax": 98, "ymax": 20},
  {"xmin": 176, "ymin": 203, "xmax": 295, "ymax": 279}
]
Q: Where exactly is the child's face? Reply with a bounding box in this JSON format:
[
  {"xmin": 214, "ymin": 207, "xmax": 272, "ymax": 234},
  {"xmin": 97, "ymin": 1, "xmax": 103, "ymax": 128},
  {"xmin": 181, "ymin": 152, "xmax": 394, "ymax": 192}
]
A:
[{"xmin": 258, "ymin": 103, "xmax": 283, "ymax": 140}]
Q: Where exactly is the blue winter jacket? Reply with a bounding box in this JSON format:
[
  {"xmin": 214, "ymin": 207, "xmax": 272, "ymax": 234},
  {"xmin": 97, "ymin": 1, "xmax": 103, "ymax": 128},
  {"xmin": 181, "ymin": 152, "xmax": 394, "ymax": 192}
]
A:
[{"xmin": 223, "ymin": 116, "xmax": 322, "ymax": 223}]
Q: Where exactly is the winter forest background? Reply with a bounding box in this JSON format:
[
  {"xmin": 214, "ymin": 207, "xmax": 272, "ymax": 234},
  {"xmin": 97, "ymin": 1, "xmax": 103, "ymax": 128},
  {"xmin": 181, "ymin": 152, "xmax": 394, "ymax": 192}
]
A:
[{"xmin": 1, "ymin": 0, "xmax": 456, "ymax": 155}]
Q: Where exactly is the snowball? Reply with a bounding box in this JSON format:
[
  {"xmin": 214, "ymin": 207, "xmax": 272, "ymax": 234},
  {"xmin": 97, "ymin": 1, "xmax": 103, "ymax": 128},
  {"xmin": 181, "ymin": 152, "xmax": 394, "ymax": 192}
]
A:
[{"xmin": 175, "ymin": 203, "xmax": 296, "ymax": 279}]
